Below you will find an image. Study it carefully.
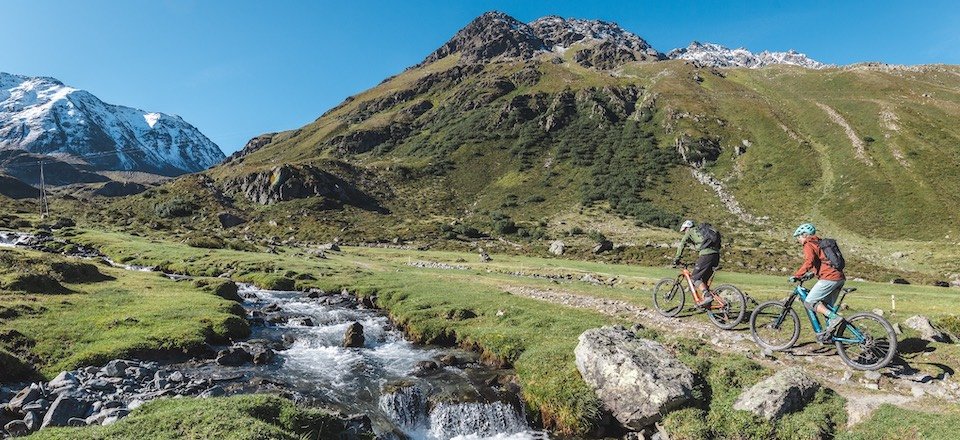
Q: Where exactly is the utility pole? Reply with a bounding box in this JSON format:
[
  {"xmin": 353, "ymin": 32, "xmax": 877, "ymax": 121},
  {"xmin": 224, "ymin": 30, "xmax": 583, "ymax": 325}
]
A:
[{"xmin": 38, "ymin": 159, "xmax": 49, "ymax": 218}]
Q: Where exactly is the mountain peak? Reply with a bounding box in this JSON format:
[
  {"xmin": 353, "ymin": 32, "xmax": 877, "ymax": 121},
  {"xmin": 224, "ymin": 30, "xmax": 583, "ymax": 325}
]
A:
[
  {"xmin": 417, "ymin": 11, "xmax": 543, "ymax": 66},
  {"xmin": 417, "ymin": 12, "xmax": 663, "ymax": 68},
  {"xmin": 667, "ymin": 41, "xmax": 828, "ymax": 69}
]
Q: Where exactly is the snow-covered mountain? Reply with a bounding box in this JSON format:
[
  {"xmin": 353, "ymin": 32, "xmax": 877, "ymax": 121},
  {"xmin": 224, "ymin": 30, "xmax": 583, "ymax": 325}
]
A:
[
  {"xmin": 0, "ymin": 72, "xmax": 224, "ymax": 177},
  {"xmin": 666, "ymin": 41, "xmax": 829, "ymax": 69}
]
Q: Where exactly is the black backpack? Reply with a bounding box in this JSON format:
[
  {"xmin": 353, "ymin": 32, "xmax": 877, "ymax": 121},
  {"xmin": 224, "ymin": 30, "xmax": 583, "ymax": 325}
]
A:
[
  {"xmin": 697, "ymin": 223, "xmax": 722, "ymax": 251},
  {"xmin": 819, "ymin": 238, "xmax": 845, "ymax": 271}
]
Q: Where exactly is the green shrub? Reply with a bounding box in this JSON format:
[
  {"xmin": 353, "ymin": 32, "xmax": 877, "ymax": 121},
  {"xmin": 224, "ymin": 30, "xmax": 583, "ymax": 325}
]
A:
[
  {"xmin": 587, "ymin": 230, "xmax": 607, "ymax": 243},
  {"xmin": 154, "ymin": 198, "xmax": 197, "ymax": 218},
  {"xmin": 490, "ymin": 212, "xmax": 517, "ymax": 235}
]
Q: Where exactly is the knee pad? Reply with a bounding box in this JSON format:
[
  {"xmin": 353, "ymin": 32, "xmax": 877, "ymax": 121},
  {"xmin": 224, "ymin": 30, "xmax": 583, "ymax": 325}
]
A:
[{"xmin": 802, "ymin": 300, "xmax": 820, "ymax": 311}]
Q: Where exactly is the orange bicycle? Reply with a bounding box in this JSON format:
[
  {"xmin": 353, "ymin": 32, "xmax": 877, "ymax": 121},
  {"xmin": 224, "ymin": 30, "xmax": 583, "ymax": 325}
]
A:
[{"xmin": 652, "ymin": 263, "xmax": 747, "ymax": 329}]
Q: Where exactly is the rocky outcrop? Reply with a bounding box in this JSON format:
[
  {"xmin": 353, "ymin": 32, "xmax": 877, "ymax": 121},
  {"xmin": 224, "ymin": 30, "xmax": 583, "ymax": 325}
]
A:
[
  {"xmin": 222, "ymin": 164, "xmax": 384, "ymax": 212},
  {"xmin": 575, "ymin": 326, "xmax": 695, "ymax": 429},
  {"xmin": 733, "ymin": 367, "xmax": 821, "ymax": 421},
  {"xmin": 224, "ymin": 132, "xmax": 277, "ymax": 163},
  {"xmin": 903, "ymin": 315, "xmax": 952, "ymax": 343}
]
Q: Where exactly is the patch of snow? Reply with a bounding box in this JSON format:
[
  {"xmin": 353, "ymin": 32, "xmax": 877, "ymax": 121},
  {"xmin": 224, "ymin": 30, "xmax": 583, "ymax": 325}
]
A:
[
  {"xmin": 143, "ymin": 112, "xmax": 161, "ymax": 128},
  {"xmin": 667, "ymin": 41, "xmax": 829, "ymax": 69}
]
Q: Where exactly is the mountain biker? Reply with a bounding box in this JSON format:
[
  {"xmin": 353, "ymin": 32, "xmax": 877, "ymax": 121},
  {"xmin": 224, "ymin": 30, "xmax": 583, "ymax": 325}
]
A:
[
  {"xmin": 672, "ymin": 220, "xmax": 720, "ymax": 307},
  {"xmin": 790, "ymin": 223, "xmax": 845, "ymax": 341}
]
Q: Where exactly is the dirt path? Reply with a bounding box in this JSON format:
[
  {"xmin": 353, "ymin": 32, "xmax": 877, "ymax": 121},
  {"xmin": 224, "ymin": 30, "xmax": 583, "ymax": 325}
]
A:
[{"xmin": 500, "ymin": 283, "xmax": 960, "ymax": 425}]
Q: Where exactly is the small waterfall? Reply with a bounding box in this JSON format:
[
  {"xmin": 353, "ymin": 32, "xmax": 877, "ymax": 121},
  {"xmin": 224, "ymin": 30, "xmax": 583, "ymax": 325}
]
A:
[
  {"xmin": 428, "ymin": 401, "xmax": 530, "ymax": 439},
  {"xmin": 0, "ymin": 231, "xmax": 32, "ymax": 247},
  {"xmin": 379, "ymin": 384, "xmax": 428, "ymax": 429}
]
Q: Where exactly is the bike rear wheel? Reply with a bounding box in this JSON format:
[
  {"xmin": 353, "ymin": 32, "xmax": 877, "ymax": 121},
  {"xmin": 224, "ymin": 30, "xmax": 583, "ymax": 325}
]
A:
[
  {"xmin": 749, "ymin": 301, "xmax": 801, "ymax": 351},
  {"xmin": 707, "ymin": 284, "xmax": 747, "ymax": 330},
  {"xmin": 653, "ymin": 278, "xmax": 686, "ymax": 317},
  {"xmin": 835, "ymin": 312, "xmax": 898, "ymax": 371}
]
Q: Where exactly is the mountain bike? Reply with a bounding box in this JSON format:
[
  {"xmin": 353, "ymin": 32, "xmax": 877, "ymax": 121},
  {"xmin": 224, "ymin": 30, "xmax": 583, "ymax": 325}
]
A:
[
  {"xmin": 652, "ymin": 263, "xmax": 747, "ymax": 329},
  {"xmin": 749, "ymin": 276, "xmax": 897, "ymax": 370}
]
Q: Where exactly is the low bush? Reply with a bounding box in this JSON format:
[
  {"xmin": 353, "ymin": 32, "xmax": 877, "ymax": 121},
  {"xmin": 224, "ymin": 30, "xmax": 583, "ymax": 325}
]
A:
[{"xmin": 154, "ymin": 198, "xmax": 197, "ymax": 218}]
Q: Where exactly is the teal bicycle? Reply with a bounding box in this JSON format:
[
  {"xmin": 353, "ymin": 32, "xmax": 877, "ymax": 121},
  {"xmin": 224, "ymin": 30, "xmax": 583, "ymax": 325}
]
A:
[{"xmin": 749, "ymin": 276, "xmax": 897, "ymax": 370}]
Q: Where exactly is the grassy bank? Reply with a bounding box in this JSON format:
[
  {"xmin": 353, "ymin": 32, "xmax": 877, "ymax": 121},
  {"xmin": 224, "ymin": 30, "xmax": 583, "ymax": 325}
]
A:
[
  {"xmin": 66, "ymin": 229, "xmax": 917, "ymax": 437},
  {"xmin": 29, "ymin": 394, "xmax": 367, "ymax": 440},
  {"xmin": 0, "ymin": 247, "xmax": 248, "ymax": 380}
]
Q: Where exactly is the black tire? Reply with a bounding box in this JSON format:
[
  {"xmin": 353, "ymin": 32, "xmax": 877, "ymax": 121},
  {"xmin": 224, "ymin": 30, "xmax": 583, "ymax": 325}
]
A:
[
  {"xmin": 750, "ymin": 301, "xmax": 801, "ymax": 351},
  {"xmin": 835, "ymin": 312, "xmax": 898, "ymax": 371},
  {"xmin": 653, "ymin": 278, "xmax": 686, "ymax": 317},
  {"xmin": 707, "ymin": 284, "xmax": 747, "ymax": 330}
]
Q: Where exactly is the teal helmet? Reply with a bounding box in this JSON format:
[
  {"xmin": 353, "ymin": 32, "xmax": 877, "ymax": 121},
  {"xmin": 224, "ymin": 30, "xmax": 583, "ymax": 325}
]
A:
[{"xmin": 793, "ymin": 223, "xmax": 816, "ymax": 237}]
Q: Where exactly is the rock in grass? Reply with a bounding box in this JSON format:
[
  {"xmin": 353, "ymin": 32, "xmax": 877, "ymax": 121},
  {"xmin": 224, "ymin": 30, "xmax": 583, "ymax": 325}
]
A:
[
  {"xmin": 903, "ymin": 315, "xmax": 952, "ymax": 343},
  {"xmin": 733, "ymin": 367, "xmax": 820, "ymax": 421},
  {"xmin": 41, "ymin": 395, "xmax": 89, "ymax": 428},
  {"xmin": 217, "ymin": 212, "xmax": 246, "ymax": 229},
  {"xmin": 548, "ymin": 240, "xmax": 565, "ymax": 256},
  {"xmin": 574, "ymin": 326, "xmax": 695, "ymax": 429},
  {"xmin": 343, "ymin": 322, "xmax": 365, "ymax": 348}
]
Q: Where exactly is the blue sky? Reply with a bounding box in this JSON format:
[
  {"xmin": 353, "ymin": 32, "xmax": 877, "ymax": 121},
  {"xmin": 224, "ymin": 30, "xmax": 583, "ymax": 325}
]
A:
[{"xmin": 3, "ymin": 1, "xmax": 958, "ymax": 154}]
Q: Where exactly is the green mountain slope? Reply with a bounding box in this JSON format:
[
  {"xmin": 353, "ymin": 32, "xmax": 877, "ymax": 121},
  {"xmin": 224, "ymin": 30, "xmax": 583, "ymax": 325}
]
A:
[{"xmin": 35, "ymin": 12, "xmax": 960, "ymax": 282}]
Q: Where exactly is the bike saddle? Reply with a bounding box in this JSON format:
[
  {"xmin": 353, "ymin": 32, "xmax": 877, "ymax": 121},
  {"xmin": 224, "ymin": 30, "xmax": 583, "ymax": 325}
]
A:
[{"xmin": 842, "ymin": 287, "xmax": 857, "ymax": 293}]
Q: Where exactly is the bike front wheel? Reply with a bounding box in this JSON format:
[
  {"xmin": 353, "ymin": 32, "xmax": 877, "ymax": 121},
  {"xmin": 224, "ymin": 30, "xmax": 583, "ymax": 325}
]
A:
[
  {"xmin": 707, "ymin": 284, "xmax": 747, "ymax": 330},
  {"xmin": 749, "ymin": 301, "xmax": 801, "ymax": 351},
  {"xmin": 834, "ymin": 312, "xmax": 898, "ymax": 371},
  {"xmin": 653, "ymin": 278, "xmax": 686, "ymax": 317}
]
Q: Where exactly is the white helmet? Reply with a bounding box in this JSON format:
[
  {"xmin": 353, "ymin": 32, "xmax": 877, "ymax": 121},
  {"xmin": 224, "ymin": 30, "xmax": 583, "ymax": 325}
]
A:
[{"xmin": 680, "ymin": 220, "xmax": 694, "ymax": 232}]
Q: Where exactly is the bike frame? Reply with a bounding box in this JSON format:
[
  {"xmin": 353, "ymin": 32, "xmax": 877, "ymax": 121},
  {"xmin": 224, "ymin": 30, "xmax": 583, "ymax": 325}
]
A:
[
  {"xmin": 676, "ymin": 266, "xmax": 724, "ymax": 308},
  {"xmin": 777, "ymin": 285, "xmax": 866, "ymax": 344}
]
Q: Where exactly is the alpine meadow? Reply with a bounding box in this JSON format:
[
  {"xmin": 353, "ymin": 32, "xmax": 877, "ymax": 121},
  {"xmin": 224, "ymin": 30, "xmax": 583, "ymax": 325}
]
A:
[{"xmin": 2, "ymin": 7, "xmax": 960, "ymax": 440}]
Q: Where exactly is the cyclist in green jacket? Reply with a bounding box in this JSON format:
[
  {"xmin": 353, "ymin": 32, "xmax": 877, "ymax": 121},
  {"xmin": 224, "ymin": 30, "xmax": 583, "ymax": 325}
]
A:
[{"xmin": 672, "ymin": 220, "xmax": 721, "ymax": 307}]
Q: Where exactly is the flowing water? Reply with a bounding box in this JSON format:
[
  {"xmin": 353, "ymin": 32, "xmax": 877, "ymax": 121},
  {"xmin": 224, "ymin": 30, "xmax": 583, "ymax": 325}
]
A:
[
  {"xmin": 0, "ymin": 231, "xmax": 32, "ymax": 248},
  {"xmin": 2, "ymin": 233, "xmax": 549, "ymax": 439},
  {"xmin": 183, "ymin": 284, "xmax": 549, "ymax": 440}
]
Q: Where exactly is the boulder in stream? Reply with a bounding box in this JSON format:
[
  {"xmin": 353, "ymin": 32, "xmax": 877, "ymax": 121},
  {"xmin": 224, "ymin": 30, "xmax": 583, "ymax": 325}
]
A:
[
  {"xmin": 216, "ymin": 347, "xmax": 253, "ymax": 366},
  {"xmin": 343, "ymin": 322, "xmax": 365, "ymax": 348},
  {"xmin": 574, "ymin": 326, "xmax": 695, "ymax": 429}
]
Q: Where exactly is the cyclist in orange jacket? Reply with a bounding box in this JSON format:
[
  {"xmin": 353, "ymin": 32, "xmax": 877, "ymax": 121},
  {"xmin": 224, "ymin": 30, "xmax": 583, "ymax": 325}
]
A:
[{"xmin": 790, "ymin": 223, "xmax": 846, "ymax": 341}]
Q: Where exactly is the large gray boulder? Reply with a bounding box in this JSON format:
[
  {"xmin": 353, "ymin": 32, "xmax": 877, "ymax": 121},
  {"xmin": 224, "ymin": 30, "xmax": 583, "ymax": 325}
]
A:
[
  {"xmin": 575, "ymin": 326, "xmax": 695, "ymax": 429},
  {"xmin": 548, "ymin": 240, "xmax": 565, "ymax": 256},
  {"xmin": 733, "ymin": 367, "xmax": 820, "ymax": 421},
  {"xmin": 41, "ymin": 395, "xmax": 89, "ymax": 428},
  {"xmin": 903, "ymin": 315, "xmax": 952, "ymax": 343}
]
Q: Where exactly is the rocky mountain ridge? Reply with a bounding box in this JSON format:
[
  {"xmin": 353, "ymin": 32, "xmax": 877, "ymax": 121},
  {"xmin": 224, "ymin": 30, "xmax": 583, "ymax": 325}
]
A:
[{"xmin": 667, "ymin": 41, "xmax": 828, "ymax": 69}]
